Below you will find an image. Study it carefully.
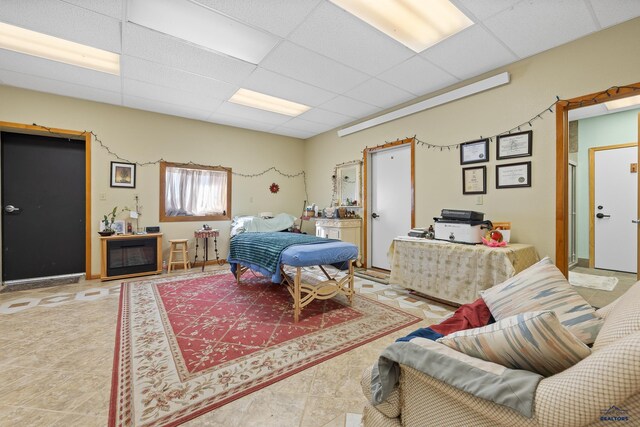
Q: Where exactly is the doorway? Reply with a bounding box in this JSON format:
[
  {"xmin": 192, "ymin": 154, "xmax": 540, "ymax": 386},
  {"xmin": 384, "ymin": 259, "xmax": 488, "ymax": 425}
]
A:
[
  {"xmin": 363, "ymin": 138, "xmax": 415, "ymax": 270},
  {"xmin": 0, "ymin": 122, "xmax": 92, "ymax": 284}
]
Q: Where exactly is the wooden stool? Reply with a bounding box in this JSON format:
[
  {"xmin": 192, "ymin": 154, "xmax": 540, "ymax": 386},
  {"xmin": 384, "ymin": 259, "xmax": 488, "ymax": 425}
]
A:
[{"xmin": 168, "ymin": 239, "xmax": 191, "ymax": 272}]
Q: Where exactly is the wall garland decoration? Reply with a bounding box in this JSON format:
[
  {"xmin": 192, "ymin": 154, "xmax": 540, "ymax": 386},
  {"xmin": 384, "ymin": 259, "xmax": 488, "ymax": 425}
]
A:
[{"xmin": 31, "ymin": 123, "xmax": 308, "ymax": 201}]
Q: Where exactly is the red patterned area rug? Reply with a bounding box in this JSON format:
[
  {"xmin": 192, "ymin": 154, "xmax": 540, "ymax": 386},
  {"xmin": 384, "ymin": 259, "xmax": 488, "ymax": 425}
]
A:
[{"xmin": 109, "ymin": 271, "xmax": 420, "ymax": 427}]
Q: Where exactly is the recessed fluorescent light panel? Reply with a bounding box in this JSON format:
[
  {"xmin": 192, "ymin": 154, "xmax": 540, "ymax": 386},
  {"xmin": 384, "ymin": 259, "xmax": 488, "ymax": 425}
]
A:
[
  {"xmin": 605, "ymin": 94, "xmax": 640, "ymax": 111},
  {"xmin": 127, "ymin": 0, "xmax": 279, "ymax": 64},
  {"xmin": 229, "ymin": 89, "xmax": 311, "ymax": 116},
  {"xmin": 0, "ymin": 22, "xmax": 120, "ymax": 75},
  {"xmin": 330, "ymin": 0, "xmax": 473, "ymax": 52}
]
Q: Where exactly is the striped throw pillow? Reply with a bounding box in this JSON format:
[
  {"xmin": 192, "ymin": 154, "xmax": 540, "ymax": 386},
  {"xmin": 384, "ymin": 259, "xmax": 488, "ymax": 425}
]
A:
[
  {"xmin": 437, "ymin": 311, "xmax": 591, "ymax": 376},
  {"xmin": 480, "ymin": 257, "xmax": 603, "ymax": 344}
]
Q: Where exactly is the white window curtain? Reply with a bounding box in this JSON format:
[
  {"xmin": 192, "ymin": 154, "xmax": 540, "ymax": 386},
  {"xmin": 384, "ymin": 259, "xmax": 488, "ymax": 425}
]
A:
[{"xmin": 165, "ymin": 166, "xmax": 227, "ymax": 216}]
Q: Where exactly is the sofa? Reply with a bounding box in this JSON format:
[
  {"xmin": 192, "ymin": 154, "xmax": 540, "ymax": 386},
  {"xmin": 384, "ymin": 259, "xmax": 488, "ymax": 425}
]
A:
[{"xmin": 361, "ymin": 262, "xmax": 640, "ymax": 427}]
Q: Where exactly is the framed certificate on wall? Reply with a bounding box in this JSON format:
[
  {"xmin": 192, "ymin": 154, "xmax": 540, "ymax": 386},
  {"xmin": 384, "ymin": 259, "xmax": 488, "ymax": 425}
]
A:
[
  {"xmin": 460, "ymin": 138, "xmax": 489, "ymax": 164},
  {"xmin": 496, "ymin": 131, "xmax": 532, "ymax": 159},
  {"xmin": 496, "ymin": 162, "xmax": 531, "ymax": 188},
  {"xmin": 462, "ymin": 166, "xmax": 486, "ymax": 194}
]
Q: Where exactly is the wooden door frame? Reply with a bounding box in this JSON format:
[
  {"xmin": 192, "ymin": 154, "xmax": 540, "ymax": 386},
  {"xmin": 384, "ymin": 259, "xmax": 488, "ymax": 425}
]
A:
[
  {"xmin": 0, "ymin": 121, "xmax": 92, "ymax": 279},
  {"xmin": 363, "ymin": 137, "xmax": 415, "ymax": 268},
  {"xmin": 555, "ymin": 82, "xmax": 640, "ymax": 277},
  {"xmin": 588, "ymin": 142, "xmax": 637, "ymax": 268}
]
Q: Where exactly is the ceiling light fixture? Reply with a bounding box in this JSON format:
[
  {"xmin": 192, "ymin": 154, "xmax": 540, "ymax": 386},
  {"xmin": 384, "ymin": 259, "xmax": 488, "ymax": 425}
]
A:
[
  {"xmin": 605, "ymin": 94, "xmax": 640, "ymax": 111},
  {"xmin": 0, "ymin": 22, "xmax": 120, "ymax": 75},
  {"xmin": 127, "ymin": 0, "xmax": 279, "ymax": 64},
  {"xmin": 330, "ymin": 0, "xmax": 473, "ymax": 52},
  {"xmin": 229, "ymin": 89, "xmax": 311, "ymax": 116},
  {"xmin": 338, "ymin": 72, "xmax": 510, "ymax": 137}
]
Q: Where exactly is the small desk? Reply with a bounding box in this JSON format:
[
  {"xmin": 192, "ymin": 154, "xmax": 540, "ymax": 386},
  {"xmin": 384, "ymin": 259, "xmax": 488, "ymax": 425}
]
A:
[
  {"xmin": 193, "ymin": 229, "xmax": 221, "ymax": 271},
  {"xmin": 389, "ymin": 238, "xmax": 539, "ymax": 305}
]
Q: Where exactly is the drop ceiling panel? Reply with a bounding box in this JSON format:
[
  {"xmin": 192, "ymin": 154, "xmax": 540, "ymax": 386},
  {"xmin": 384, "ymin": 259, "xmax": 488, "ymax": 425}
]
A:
[
  {"xmin": 296, "ymin": 107, "xmax": 353, "ymax": 126},
  {"xmin": 318, "ymin": 96, "xmax": 378, "ymax": 118},
  {"xmin": 215, "ymin": 101, "xmax": 293, "ymax": 126},
  {"xmin": 192, "ymin": 0, "xmax": 322, "ymax": 38},
  {"xmin": 270, "ymin": 126, "xmax": 316, "ymax": 139},
  {"xmin": 289, "ymin": 1, "xmax": 413, "ymax": 76},
  {"xmin": 0, "ymin": 68, "xmax": 122, "ymax": 105},
  {"xmin": 260, "ymin": 41, "xmax": 369, "ymax": 93},
  {"xmin": 421, "ymin": 25, "xmax": 518, "ymax": 80},
  {"xmin": 377, "ymin": 56, "xmax": 458, "ymax": 96},
  {"xmin": 484, "ymin": 0, "xmax": 598, "ymax": 58},
  {"xmin": 122, "ymin": 23, "xmax": 256, "ymax": 85},
  {"xmin": 122, "ymin": 56, "xmax": 236, "ymax": 101},
  {"xmin": 453, "ymin": 0, "xmax": 523, "ymax": 21},
  {"xmin": 278, "ymin": 117, "xmax": 333, "ymax": 133},
  {"xmin": 61, "ymin": 0, "xmax": 124, "ymax": 20},
  {"xmin": 344, "ymin": 79, "xmax": 414, "ymax": 109},
  {"xmin": 206, "ymin": 112, "xmax": 278, "ymax": 134},
  {"xmin": 123, "ymin": 79, "xmax": 222, "ymax": 111},
  {"xmin": 241, "ymin": 68, "xmax": 336, "ymax": 107},
  {"xmin": 0, "ymin": 49, "xmax": 121, "ymax": 92},
  {"xmin": 123, "ymin": 95, "xmax": 211, "ymax": 122},
  {"xmin": 0, "ymin": 0, "xmax": 121, "ymax": 53},
  {"xmin": 589, "ymin": 0, "xmax": 640, "ymax": 28}
]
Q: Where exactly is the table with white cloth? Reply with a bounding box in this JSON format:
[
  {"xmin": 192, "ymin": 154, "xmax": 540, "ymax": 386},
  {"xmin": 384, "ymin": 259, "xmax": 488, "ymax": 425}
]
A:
[{"xmin": 389, "ymin": 237, "xmax": 539, "ymax": 305}]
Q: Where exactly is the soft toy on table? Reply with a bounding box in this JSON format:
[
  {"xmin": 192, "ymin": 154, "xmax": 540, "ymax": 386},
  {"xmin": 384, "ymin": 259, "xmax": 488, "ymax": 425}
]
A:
[{"xmin": 481, "ymin": 229, "xmax": 507, "ymax": 247}]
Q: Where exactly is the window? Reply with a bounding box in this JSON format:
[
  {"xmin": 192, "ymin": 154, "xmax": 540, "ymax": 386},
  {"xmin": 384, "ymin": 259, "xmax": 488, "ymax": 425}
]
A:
[{"xmin": 160, "ymin": 162, "xmax": 231, "ymax": 222}]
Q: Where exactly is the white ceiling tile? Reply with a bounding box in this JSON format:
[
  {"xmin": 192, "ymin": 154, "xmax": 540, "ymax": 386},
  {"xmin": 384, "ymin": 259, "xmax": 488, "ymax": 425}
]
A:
[
  {"xmin": 589, "ymin": 0, "xmax": 640, "ymax": 28},
  {"xmin": 0, "ymin": 68, "xmax": 122, "ymax": 105},
  {"xmin": 318, "ymin": 96, "xmax": 378, "ymax": 118},
  {"xmin": 61, "ymin": 0, "xmax": 123, "ymax": 19},
  {"xmin": 0, "ymin": 49, "xmax": 121, "ymax": 91},
  {"xmin": 206, "ymin": 112, "xmax": 278, "ymax": 133},
  {"xmin": 260, "ymin": 41, "xmax": 369, "ymax": 93},
  {"xmin": 289, "ymin": 1, "xmax": 413, "ymax": 75},
  {"xmin": 123, "ymin": 95, "xmax": 211, "ymax": 121},
  {"xmin": 344, "ymin": 79, "xmax": 414, "ymax": 109},
  {"xmin": 241, "ymin": 68, "xmax": 336, "ymax": 107},
  {"xmin": 421, "ymin": 25, "xmax": 518, "ymax": 80},
  {"xmin": 279, "ymin": 117, "xmax": 332, "ymax": 133},
  {"xmin": 0, "ymin": 0, "xmax": 121, "ymax": 52},
  {"xmin": 377, "ymin": 56, "xmax": 458, "ymax": 96},
  {"xmin": 484, "ymin": 0, "xmax": 598, "ymax": 58},
  {"xmin": 122, "ymin": 23, "xmax": 256, "ymax": 85},
  {"xmin": 123, "ymin": 79, "xmax": 222, "ymax": 111},
  {"xmin": 296, "ymin": 108, "xmax": 353, "ymax": 126},
  {"xmin": 122, "ymin": 56, "xmax": 236, "ymax": 101},
  {"xmin": 192, "ymin": 0, "xmax": 322, "ymax": 38},
  {"xmin": 452, "ymin": 0, "xmax": 523, "ymax": 21},
  {"xmin": 270, "ymin": 126, "xmax": 316, "ymax": 139},
  {"xmin": 215, "ymin": 101, "xmax": 293, "ymax": 126}
]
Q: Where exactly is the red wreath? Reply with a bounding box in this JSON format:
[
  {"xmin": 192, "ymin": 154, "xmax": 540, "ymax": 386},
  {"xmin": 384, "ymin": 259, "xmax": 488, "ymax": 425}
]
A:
[{"xmin": 269, "ymin": 182, "xmax": 280, "ymax": 193}]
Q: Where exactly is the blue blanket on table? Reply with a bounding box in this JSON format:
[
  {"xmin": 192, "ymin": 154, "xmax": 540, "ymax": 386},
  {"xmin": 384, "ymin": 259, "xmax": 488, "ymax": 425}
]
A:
[{"xmin": 228, "ymin": 232, "xmax": 337, "ymax": 274}]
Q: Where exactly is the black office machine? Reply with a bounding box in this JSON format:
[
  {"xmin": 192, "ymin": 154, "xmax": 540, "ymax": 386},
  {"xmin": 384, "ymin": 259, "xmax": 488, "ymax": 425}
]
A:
[{"xmin": 434, "ymin": 209, "xmax": 492, "ymax": 244}]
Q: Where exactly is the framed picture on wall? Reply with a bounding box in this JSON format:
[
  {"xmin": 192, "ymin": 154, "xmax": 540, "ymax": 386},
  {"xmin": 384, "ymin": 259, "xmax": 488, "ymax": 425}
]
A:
[
  {"xmin": 496, "ymin": 161, "xmax": 531, "ymax": 188},
  {"xmin": 460, "ymin": 138, "xmax": 489, "ymax": 164},
  {"xmin": 111, "ymin": 161, "xmax": 136, "ymax": 188},
  {"xmin": 462, "ymin": 166, "xmax": 486, "ymax": 195},
  {"xmin": 497, "ymin": 130, "xmax": 533, "ymax": 159}
]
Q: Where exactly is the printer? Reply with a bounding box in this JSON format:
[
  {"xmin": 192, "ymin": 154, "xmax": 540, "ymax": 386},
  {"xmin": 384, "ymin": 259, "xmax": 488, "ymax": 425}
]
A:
[{"xmin": 433, "ymin": 209, "xmax": 493, "ymax": 244}]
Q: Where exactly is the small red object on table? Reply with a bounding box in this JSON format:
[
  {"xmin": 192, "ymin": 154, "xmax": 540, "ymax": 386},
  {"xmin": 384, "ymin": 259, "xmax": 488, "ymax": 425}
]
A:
[{"xmin": 194, "ymin": 229, "xmax": 221, "ymax": 271}]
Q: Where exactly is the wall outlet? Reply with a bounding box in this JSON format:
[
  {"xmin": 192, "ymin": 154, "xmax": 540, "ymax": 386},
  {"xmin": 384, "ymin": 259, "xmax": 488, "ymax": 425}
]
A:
[
  {"xmin": 475, "ymin": 195, "xmax": 483, "ymax": 205},
  {"xmin": 99, "ymin": 193, "xmax": 106, "ymax": 201}
]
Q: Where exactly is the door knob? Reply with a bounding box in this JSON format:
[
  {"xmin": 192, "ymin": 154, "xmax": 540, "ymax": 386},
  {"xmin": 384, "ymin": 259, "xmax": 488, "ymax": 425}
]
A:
[
  {"xmin": 633, "ymin": 219, "xmax": 640, "ymax": 224},
  {"xmin": 4, "ymin": 205, "xmax": 21, "ymax": 213},
  {"xmin": 371, "ymin": 212, "xmax": 380, "ymax": 219},
  {"xmin": 596, "ymin": 213, "xmax": 611, "ymax": 219}
]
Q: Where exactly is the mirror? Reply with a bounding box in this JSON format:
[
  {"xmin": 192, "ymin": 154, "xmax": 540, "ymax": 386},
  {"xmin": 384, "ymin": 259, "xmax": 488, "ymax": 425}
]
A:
[{"xmin": 335, "ymin": 160, "xmax": 362, "ymax": 207}]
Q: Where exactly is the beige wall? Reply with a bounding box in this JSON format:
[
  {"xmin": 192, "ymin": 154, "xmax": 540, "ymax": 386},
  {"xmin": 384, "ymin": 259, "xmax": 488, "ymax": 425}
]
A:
[
  {"xmin": 0, "ymin": 86, "xmax": 306, "ymax": 277},
  {"xmin": 304, "ymin": 18, "xmax": 640, "ymax": 263}
]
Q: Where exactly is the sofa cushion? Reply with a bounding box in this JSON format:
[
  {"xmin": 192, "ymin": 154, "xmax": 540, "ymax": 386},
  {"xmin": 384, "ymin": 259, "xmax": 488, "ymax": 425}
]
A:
[
  {"xmin": 438, "ymin": 311, "xmax": 591, "ymax": 376},
  {"xmin": 480, "ymin": 257, "xmax": 603, "ymax": 344},
  {"xmin": 593, "ymin": 281, "xmax": 640, "ymax": 351}
]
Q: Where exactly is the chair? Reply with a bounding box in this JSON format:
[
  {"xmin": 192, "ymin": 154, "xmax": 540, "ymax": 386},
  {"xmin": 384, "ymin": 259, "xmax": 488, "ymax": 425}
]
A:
[{"xmin": 168, "ymin": 239, "xmax": 191, "ymax": 272}]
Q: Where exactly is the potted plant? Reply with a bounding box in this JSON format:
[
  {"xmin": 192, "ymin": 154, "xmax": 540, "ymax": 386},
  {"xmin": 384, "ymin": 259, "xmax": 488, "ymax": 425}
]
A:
[{"xmin": 99, "ymin": 206, "xmax": 125, "ymax": 236}]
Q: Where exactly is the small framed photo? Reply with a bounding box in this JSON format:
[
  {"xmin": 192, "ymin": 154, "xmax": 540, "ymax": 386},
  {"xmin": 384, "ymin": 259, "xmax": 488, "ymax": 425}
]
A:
[
  {"xmin": 497, "ymin": 130, "xmax": 533, "ymax": 159},
  {"xmin": 110, "ymin": 161, "xmax": 136, "ymax": 188},
  {"xmin": 462, "ymin": 166, "xmax": 486, "ymax": 195},
  {"xmin": 496, "ymin": 161, "xmax": 531, "ymax": 188},
  {"xmin": 112, "ymin": 220, "xmax": 126, "ymax": 234},
  {"xmin": 460, "ymin": 138, "xmax": 489, "ymax": 164}
]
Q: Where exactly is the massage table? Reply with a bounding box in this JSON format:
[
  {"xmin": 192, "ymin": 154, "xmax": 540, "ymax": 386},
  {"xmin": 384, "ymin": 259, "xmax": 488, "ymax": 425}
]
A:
[{"xmin": 228, "ymin": 232, "xmax": 358, "ymax": 322}]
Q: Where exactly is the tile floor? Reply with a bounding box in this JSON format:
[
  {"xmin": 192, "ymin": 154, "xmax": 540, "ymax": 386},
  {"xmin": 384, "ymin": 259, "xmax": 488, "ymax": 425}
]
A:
[{"xmin": 0, "ymin": 266, "xmax": 454, "ymax": 427}]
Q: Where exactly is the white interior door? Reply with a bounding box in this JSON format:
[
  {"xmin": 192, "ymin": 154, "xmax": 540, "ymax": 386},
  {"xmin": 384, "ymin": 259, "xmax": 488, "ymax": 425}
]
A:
[
  {"xmin": 370, "ymin": 145, "xmax": 411, "ymax": 270},
  {"xmin": 594, "ymin": 145, "xmax": 637, "ymax": 273}
]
